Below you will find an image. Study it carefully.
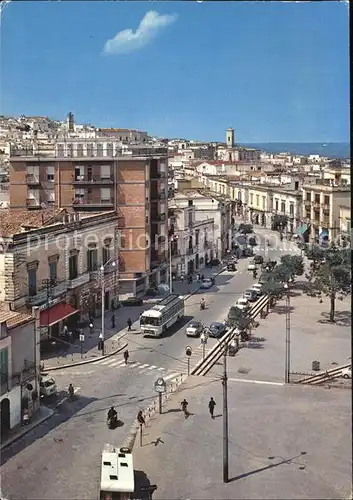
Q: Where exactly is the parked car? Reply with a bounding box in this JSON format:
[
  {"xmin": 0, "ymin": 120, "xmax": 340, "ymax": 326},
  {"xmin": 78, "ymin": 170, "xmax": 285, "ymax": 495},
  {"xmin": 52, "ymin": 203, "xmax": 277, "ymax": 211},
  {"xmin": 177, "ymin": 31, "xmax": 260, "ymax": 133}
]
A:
[
  {"xmin": 251, "ymin": 283, "xmax": 263, "ymax": 296},
  {"xmin": 341, "ymin": 366, "xmax": 351, "ymax": 379},
  {"xmin": 242, "ymin": 247, "xmax": 254, "ymax": 257},
  {"xmin": 186, "ymin": 321, "xmax": 204, "ymax": 337},
  {"xmin": 227, "ymin": 262, "xmax": 237, "ymax": 271},
  {"xmin": 248, "ymin": 236, "xmax": 257, "ymax": 246},
  {"xmin": 234, "ymin": 298, "xmax": 250, "ymax": 311},
  {"xmin": 207, "ymin": 322, "xmax": 227, "ymax": 338},
  {"xmin": 253, "ymin": 255, "xmax": 264, "ymax": 265},
  {"xmin": 247, "ymin": 260, "xmax": 257, "ymax": 271},
  {"xmin": 121, "ymin": 297, "xmax": 143, "ymax": 306},
  {"xmin": 243, "ymin": 289, "xmax": 258, "ymax": 302},
  {"xmin": 40, "ymin": 374, "xmax": 57, "ymax": 397},
  {"xmin": 201, "ymin": 278, "xmax": 213, "ymax": 289}
]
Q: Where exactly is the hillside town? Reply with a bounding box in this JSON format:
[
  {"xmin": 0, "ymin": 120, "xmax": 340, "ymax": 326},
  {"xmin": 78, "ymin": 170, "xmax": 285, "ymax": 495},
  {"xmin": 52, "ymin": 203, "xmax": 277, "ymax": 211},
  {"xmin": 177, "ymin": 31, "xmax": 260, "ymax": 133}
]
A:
[{"xmin": 0, "ymin": 113, "xmax": 351, "ymax": 500}]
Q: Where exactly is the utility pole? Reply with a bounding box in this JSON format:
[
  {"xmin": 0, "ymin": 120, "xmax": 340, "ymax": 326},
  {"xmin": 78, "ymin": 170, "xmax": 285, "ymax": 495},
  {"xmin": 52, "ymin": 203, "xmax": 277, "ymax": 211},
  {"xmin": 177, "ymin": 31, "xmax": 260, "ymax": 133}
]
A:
[
  {"xmin": 284, "ymin": 283, "xmax": 291, "ymax": 383},
  {"xmin": 222, "ymin": 343, "xmax": 229, "ymax": 483}
]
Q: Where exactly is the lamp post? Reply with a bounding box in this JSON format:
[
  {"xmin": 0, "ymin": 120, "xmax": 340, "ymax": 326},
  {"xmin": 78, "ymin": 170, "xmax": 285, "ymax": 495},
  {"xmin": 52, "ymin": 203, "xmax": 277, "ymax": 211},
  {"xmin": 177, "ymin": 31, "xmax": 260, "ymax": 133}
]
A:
[
  {"xmin": 99, "ymin": 258, "xmax": 117, "ymax": 355},
  {"xmin": 222, "ymin": 342, "xmax": 229, "ymax": 483},
  {"xmin": 169, "ymin": 235, "xmax": 178, "ymax": 293},
  {"xmin": 284, "ymin": 282, "xmax": 291, "ymax": 383}
]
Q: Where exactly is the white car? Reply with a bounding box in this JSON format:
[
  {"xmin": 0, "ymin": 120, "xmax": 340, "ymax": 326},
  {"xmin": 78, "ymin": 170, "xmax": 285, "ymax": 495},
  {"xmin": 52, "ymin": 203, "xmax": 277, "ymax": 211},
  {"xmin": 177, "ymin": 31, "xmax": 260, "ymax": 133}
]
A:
[
  {"xmin": 40, "ymin": 374, "xmax": 57, "ymax": 397},
  {"xmin": 235, "ymin": 298, "xmax": 250, "ymax": 311},
  {"xmin": 251, "ymin": 283, "xmax": 263, "ymax": 296},
  {"xmin": 247, "ymin": 261, "xmax": 257, "ymax": 271},
  {"xmin": 200, "ymin": 278, "xmax": 213, "ymax": 289},
  {"xmin": 186, "ymin": 321, "xmax": 204, "ymax": 337},
  {"xmin": 341, "ymin": 366, "xmax": 351, "ymax": 379}
]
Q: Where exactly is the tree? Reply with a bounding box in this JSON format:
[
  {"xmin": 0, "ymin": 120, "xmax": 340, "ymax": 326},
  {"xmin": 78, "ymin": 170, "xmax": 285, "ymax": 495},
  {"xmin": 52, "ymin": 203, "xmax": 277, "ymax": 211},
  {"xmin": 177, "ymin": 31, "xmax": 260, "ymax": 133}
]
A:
[
  {"xmin": 302, "ymin": 244, "xmax": 325, "ymax": 271},
  {"xmin": 280, "ymin": 254, "xmax": 304, "ymax": 280},
  {"xmin": 226, "ymin": 306, "xmax": 248, "ymax": 331},
  {"xmin": 306, "ymin": 245, "xmax": 351, "ymax": 322},
  {"xmin": 271, "ymin": 214, "xmax": 289, "ymax": 232}
]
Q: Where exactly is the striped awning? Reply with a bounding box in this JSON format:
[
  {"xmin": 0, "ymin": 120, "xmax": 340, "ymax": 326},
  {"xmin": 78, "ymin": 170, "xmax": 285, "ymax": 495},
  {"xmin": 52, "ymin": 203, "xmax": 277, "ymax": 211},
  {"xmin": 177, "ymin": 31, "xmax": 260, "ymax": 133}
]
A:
[{"xmin": 295, "ymin": 223, "xmax": 308, "ymax": 235}]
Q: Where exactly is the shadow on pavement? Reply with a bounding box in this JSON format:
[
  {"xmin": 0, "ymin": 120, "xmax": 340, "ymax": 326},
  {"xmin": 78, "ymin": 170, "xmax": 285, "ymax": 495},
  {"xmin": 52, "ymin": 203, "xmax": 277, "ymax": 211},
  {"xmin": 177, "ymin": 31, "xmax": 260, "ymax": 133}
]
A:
[
  {"xmin": 134, "ymin": 470, "xmax": 158, "ymax": 500},
  {"xmin": 0, "ymin": 395, "xmax": 95, "ymax": 466},
  {"xmin": 318, "ymin": 310, "xmax": 351, "ymax": 327},
  {"xmin": 270, "ymin": 305, "xmax": 295, "ymax": 315},
  {"xmin": 229, "ymin": 451, "xmax": 308, "ymax": 482}
]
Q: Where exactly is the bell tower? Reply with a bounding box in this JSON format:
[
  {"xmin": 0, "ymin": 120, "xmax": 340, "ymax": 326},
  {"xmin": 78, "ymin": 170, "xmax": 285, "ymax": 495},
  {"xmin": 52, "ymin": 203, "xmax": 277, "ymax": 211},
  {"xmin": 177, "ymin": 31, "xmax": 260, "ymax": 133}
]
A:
[{"xmin": 226, "ymin": 127, "xmax": 235, "ymax": 149}]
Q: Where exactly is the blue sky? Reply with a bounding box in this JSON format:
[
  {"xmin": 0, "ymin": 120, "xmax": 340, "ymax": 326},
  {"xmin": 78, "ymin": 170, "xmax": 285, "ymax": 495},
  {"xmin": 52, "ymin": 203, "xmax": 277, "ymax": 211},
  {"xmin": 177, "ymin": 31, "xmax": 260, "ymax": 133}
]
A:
[{"xmin": 1, "ymin": 1, "xmax": 349, "ymax": 143}]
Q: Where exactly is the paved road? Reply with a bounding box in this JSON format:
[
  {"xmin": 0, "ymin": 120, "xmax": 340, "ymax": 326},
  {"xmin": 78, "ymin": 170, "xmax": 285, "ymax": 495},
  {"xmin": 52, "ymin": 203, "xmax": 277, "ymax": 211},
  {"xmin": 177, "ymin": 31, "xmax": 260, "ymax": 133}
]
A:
[{"xmin": 0, "ymin": 231, "xmax": 297, "ymax": 500}]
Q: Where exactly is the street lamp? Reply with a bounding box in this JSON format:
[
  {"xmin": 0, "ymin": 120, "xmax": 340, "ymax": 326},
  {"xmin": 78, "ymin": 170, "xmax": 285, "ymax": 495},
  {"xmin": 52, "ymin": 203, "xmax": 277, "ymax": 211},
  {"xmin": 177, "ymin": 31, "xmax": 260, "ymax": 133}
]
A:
[
  {"xmin": 99, "ymin": 258, "xmax": 117, "ymax": 355},
  {"xmin": 284, "ymin": 282, "xmax": 291, "ymax": 383},
  {"xmin": 169, "ymin": 235, "xmax": 178, "ymax": 293}
]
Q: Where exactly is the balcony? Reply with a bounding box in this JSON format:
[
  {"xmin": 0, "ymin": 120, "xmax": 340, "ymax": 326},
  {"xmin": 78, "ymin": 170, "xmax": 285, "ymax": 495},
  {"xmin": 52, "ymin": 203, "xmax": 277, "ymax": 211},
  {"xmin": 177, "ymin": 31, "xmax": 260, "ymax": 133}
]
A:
[
  {"xmin": 26, "ymin": 174, "xmax": 41, "ymax": 186},
  {"xmin": 26, "ymin": 198, "xmax": 41, "ymax": 209},
  {"xmin": 72, "ymin": 198, "xmax": 114, "ymax": 209},
  {"xmin": 312, "ymin": 201, "xmax": 321, "ymax": 209},
  {"xmin": 67, "ymin": 272, "xmax": 91, "ymax": 289},
  {"xmin": 27, "ymin": 282, "xmax": 67, "ymax": 306},
  {"xmin": 72, "ymin": 176, "xmax": 114, "ymax": 185},
  {"xmin": 322, "ymin": 203, "xmax": 330, "ymax": 212}
]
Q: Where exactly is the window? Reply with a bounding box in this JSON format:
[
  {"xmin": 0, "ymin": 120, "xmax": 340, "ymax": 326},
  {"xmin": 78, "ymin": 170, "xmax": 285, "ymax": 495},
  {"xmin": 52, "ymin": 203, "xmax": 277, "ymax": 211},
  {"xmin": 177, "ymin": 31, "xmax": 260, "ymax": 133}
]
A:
[
  {"xmin": 47, "ymin": 166, "xmax": 54, "ymax": 182},
  {"xmin": 97, "ymin": 144, "xmax": 104, "ymax": 156},
  {"xmin": 107, "ymin": 143, "xmax": 113, "ymax": 156},
  {"xmin": 28, "ymin": 268, "xmax": 37, "ymax": 296},
  {"xmin": 87, "ymin": 167, "xmax": 93, "ymax": 181},
  {"xmin": 101, "ymin": 165, "xmax": 111, "ymax": 179},
  {"xmin": 289, "ymin": 204, "xmax": 294, "ymax": 216},
  {"xmin": 281, "ymin": 202, "xmax": 286, "ymax": 213},
  {"xmin": 101, "ymin": 188, "xmax": 111, "ymax": 202},
  {"xmin": 306, "ymin": 193, "xmax": 311, "ymax": 202},
  {"xmin": 49, "ymin": 260, "xmax": 57, "ymax": 280},
  {"xmin": 86, "ymin": 143, "xmax": 93, "ymax": 156},
  {"xmin": 75, "ymin": 188, "xmax": 84, "ymax": 200},
  {"xmin": 275, "ymin": 200, "xmax": 279, "ymax": 212},
  {"xmin": 69, "ymin": 254, "xmax": 78, "ymax": 280},
  {"xmin": 102, "ymin": 245, "xmax": 110, "ymax": 265},
  {"xmin": 262, "ymin": 196, "xmax": 266, "ymax": 209},
  {"xmin": 324, "ymin": 195, "xmax": 330, "ymax": 205},
  {"xmin": 256, "ymin": 195, "xmax": 259, "ymax": 207},
  {"xmin": 0, "ymin": 348, "xmax": 9, "ymax": 381},
  {"xmin": 87, "ymin": 247, "xmax": 98, "ymax": 271},
  {"xmin": 250, "ymin": 193, "xmax": 254, "ymax": 205},
  {"xmin": 77, "ymin": 144, "xmax": 84, "ymax": 157},
  {"xmin": 188, "ymin": 211, "xmax": 193, "ymax": 227},
  {"xmin": 315, "ymin": 194, "xmax": 320, "ymax": 203}
]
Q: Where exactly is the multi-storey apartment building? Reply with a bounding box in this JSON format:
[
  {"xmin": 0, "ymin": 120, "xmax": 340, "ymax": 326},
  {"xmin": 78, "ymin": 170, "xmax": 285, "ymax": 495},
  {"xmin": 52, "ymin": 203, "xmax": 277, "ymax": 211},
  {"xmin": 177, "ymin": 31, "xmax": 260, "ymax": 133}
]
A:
[
  {"xmin": 301, "ymin": 178, "xmax": 351, "ymax": 243},
  {"xmin": 8, "ymin": 142, "xmax": 169, "ymax": 296},
  {"xmin": 0, "ymin": 209, "xmax": 120, "ymax": 336},
  {"xmin": 0, "ymin": 310, "xmax": 39, "ymax": 434},
  {"xmin": 168, "ymin": 202, "xmax": 216, "ymax": 276}
]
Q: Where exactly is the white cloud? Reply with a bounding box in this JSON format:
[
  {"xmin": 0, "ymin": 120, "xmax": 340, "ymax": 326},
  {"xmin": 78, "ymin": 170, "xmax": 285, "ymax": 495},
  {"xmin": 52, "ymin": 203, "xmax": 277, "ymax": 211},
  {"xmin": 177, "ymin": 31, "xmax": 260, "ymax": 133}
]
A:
[{"xmin": 103, "ymin": 11, "xmax": 178, "ymax": 55}]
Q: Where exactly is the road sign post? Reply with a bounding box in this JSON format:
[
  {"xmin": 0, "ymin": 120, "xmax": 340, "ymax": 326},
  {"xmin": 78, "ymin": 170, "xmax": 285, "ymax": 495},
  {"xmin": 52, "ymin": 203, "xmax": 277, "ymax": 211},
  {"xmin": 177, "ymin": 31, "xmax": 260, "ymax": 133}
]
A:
[
  {"xmin": 139, "ymin": 424, "xmax": 143, "ymax": 447},
  {"xmin": 79, "ymin": 333, "xmax": 85, "ymax": 359},
  {"xmin": 185, "ymin": 346, "xmax": 192, "ymax": 376},
  {"xmin": 154, "ymin": 377, "xmax": 166, "ymax": 414}
]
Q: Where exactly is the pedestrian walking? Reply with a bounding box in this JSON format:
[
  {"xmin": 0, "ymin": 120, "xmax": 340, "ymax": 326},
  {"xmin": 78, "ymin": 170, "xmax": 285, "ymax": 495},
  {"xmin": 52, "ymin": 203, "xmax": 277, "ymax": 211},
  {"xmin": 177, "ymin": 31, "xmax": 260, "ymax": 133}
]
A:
[
  {"xmin": 137, "ymin": 410, "xmax": 145, "ymax": 426},
  {"xmin": 208, "ymin": 397, "xmax": 216, "ymax": 419},
  {"xmin": 63, "ymin": 324, "xmax": 68, "ymax": 337},
  {"xmin": 181, "ymin": 398, "xmax": 189, "ymax": 418},
  {"xmin": 181, "ymin": 274, "xmax": 185, "ymax": 284},
  {"xmin": 89, "ymin": 321, "xmax": 94, "ymax": 334},
  {"xmin": 127, "ymin": 318, "xmax": 132, "ymax": 331},
  {"xmin": 123, "ymin": 349, "xmax": 129, "ymax": 364},
  {"xmin": 111, "ymin": 314, "xmax": 115, "ymax": 329}
]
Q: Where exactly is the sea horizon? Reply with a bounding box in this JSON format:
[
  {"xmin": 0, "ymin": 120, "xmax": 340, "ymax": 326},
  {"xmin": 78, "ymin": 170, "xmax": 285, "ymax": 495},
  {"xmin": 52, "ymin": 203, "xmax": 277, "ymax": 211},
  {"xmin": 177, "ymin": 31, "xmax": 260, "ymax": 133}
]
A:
[{"xmin": 241, "ymin": 142, "xmax": 350, "ymax": 160}]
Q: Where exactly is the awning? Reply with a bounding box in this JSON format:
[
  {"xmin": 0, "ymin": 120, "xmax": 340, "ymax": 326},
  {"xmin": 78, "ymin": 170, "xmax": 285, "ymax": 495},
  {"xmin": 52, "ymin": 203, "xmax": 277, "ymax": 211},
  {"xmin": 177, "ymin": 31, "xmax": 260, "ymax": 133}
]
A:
[
  {"xmin": 320, "ymin": 230, "xmax": 329, "ymax": 239},
  {"xmin": 40, "ymin": 303, "xmax": 79, "ymax": 327},
  {"xmin": 295, "ymin": 223, "xmax": 308, "ymax": 235}
]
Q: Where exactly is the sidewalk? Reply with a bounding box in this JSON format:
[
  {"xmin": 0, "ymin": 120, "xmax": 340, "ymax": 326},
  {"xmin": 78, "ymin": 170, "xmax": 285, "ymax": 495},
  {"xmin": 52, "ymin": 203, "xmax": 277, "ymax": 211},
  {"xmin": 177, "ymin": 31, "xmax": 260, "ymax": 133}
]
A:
[
  {"xmin": 0, "ymin": 405, "xmax": 54, "ymax": 451},
  {"xmin": 42, "ymin": 265, "xmax": 223, "ymax": 370}
]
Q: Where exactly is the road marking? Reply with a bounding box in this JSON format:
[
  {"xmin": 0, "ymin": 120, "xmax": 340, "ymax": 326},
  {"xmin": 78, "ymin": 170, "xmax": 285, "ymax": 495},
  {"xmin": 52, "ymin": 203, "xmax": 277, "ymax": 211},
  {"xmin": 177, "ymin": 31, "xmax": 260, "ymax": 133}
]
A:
[
  {"xmin": 138, "ymin": 364, "xmax": 149, "ymax": 370},
  {"xmin": 164, "ymin": 373, "xmax": 179, "ymax": 381},
  {"xmin": 148, "ymin": 365, "xmax": 157, "ymax": 370},
  {"xmin": 98, "ymin": 358, "xmax": 116, "ymax": 365},
  {"xmin": 104, "ymin": 359, "xmax": 125, "ymax": 368},
  {"xmin": 157, "ymin": 367, "xmax": 165, "ymax": 371},
  {"xmin": 228, "ymin": 377, "xmax": 284, "ymax": 386}
]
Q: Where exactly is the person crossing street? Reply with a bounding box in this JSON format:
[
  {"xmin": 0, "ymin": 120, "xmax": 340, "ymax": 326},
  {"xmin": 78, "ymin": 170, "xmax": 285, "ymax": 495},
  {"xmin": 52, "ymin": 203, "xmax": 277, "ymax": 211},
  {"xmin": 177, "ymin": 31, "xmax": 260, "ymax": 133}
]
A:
[
  {"xmin": 123, "ymin": 349, "xmax": 129, "ymax": 365},
  {"xmin": 208, "ymin": 397, "xmax": 216, "ymax": 419},
  {"xmin": 127, "ymin": 318, "xmax": 132, "ymax": 331}
]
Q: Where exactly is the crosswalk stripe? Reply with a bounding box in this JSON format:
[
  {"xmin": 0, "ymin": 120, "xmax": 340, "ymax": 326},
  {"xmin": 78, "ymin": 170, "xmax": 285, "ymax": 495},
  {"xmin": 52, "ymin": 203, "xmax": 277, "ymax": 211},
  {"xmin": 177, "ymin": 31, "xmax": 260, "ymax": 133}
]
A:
[
  {"xmin": 157, "ymin": 367, "xmax": 165, "ymax": 371},
  {"xmin": 98, "ymin": 358, "xmax": 115, "ymax": 365},
  {"xmin": 128, "ymin": 362, "xmax": 140, "ymax": 367},
  {"xmin": 138, "ymin": 364, "xmax": 149, "ymax": 370},
  {"xmin": 148, "ymin": 365, "xmax": 157, "ymax": 370},
  {"xmin": 106, "ymin": 359, "xmax": 125, "ymax": 367}
]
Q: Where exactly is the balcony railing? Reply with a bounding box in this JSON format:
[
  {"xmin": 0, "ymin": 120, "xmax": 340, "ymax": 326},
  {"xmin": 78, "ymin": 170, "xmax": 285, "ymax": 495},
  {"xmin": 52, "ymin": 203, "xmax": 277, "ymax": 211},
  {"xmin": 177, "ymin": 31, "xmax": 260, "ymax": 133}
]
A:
[
  {"xmin": 26, "ymin": 198, "xmax": 40, "ymax": 209},
  {"xmin": 72, "ymin": 176, "xmax": 114, "ymax": 185},
  {"xmin": 26, "ymin": 174, "xmax": 41, "ymax": 186},
  {"xmin": 27, "ymin": 282, "xmax": 67, "ymax": 305},
  {"xmin": 322, "ymin": 203, "xmax": 330, "ymax": 211},
  {"xmin": 67, "ymin": 272, "xmax": 91, "ymax": 289},
  {"xmin": 72, "ymin": 198, "xmax": 114, "ymax": 207}
]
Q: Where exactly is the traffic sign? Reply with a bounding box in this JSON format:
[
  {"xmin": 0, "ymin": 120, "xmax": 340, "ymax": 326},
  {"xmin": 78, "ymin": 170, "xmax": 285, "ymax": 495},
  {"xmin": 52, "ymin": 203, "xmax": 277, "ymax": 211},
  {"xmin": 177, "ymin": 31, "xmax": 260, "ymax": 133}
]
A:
[
  {"xmin": 154, "ymin": 377, "xmax": 166, "ymax": 393},
  {"xmin": 200, "ymin": 334, "xmax": 207, "ymax": 345},
  {"xmin": 79, "ymin": 334, "xmax": 85, "ymax": 343},
  {"xmin": 185, "ymin": 346, "xmax": 192, "ymax": 356}
]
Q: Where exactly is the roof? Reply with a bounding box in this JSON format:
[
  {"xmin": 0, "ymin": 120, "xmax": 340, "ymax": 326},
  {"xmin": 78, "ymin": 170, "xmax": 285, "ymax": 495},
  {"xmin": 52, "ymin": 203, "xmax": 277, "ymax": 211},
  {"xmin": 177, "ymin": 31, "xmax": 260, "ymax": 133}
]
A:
[
  {"xmin": 0, "ymin": 310, "xmax": 34, "ymax": 330},
  {"xmin": 40, "ymin": 303, "xmax": 79, "ymax": 327},
  {"xmin": 0, "ymin": 209, "xmax": 65, "ymax": 238},
  {"xmin": 194, "ymin": 161, "xmax": 239, "ymax": 167}
]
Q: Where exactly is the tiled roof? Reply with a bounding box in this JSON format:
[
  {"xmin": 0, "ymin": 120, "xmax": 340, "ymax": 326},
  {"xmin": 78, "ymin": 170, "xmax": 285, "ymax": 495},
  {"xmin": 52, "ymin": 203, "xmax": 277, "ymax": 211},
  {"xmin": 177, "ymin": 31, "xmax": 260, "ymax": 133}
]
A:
[
  {"xmin": 0, "ymin": 209, "xmax": 64, "ymax": 238},
  {"xmin": 0, "ymin": 310, "xmax": 34, "ymax": 330}
]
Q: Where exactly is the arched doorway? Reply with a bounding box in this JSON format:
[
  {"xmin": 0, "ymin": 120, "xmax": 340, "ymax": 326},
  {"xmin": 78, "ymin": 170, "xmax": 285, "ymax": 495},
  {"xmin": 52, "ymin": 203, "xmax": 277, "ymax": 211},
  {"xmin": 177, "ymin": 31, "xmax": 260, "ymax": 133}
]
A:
[
  {"xmin": 261, "ymin": 213, "xmax": 266, "ymax": 226},
  {"xmin": 1, "ymin": 398, "xmax": 10, "ymax": 434}
]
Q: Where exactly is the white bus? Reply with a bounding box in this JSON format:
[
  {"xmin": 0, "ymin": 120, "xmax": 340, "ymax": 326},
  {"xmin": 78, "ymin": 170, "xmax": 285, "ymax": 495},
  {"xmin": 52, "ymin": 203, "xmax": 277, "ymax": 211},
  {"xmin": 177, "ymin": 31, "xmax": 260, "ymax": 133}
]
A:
[
  {"xmin": 140, "ymin": 293, "xmax": 185, "ymax": 337},
  {"xmin": 100, "ymin": 445, "xmax": 134, "ymax": 500}
]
